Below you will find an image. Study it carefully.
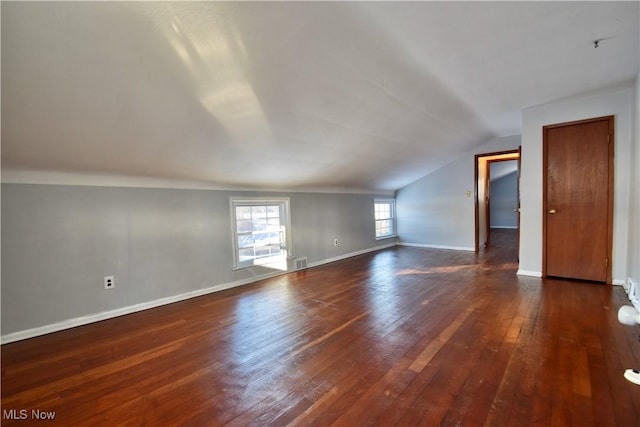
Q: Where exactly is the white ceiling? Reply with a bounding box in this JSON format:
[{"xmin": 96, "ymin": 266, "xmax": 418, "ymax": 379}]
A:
[{"xmin": 2, "ymin": 1, "xmax": 638, "ymax": 192}]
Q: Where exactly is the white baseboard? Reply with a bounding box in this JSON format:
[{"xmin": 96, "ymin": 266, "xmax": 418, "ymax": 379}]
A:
[
  {"xmin": 306, "ymin": 243, "xmax": 397, "ymax": 268},
  {"xmin": 516, "ymin": 269, "xmax": 542, "ymax": 277},
  {"xmin": 1, "ymin": 274, "xmax": 283, "ymax": 345},
  {"xmin": 398, "ymin": 242, "xmax": 475, "ymax": 252},
  {"xmin": 1, "ymin": 243, "xmax": 397, "ymax": 344},
  {"xmin": 514, "ymin": 273, "xmax": 628, "ymax": 285}
]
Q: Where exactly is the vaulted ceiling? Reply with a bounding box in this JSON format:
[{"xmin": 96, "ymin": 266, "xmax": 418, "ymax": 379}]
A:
[{"xmin": 2, "ymin": 2, "xmax": 638, "ymax": 192}]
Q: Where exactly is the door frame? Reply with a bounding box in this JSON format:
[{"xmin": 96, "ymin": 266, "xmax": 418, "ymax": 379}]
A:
[
  {"xmin": 474, "ymin": 149, "xmax": 520, "ymax": 252},
  {"xmin": 485, "ymin": 157, "xmax": 520, "ymax": 247},
  {"xmin": 542, "ymin": 115, "xmax": 615, "ymax": 284}
]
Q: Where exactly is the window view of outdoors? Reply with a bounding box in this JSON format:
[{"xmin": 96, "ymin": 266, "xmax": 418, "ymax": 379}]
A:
[
  {"xmin": 375, "ymin": 201, "xmax": 394, "ymax": 238},
  {"xmin": 235, "ymin": 205, "xmax": 285, "ymax": 265}
]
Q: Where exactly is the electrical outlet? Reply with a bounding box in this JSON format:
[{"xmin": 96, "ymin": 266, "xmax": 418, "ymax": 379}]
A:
[
  {"xmin": 104, "ymin": 275, "xmax": 114, "ymax": 290},
  {"xmin": 334, "ymin": 238, "xmax": 339, "ymax": 246}
]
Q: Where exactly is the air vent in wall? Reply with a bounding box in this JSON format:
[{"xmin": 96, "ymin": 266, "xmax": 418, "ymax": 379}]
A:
[{"xmin": 295, "ymin": 257, "xmax": 308, "ymax": 270}]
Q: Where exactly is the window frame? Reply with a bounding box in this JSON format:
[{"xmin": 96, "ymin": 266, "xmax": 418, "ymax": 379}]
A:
[
  {"xmin": 374, "ymin": 198, "xmax": 396, "ymax": 240},
  {"xmin": 230, "ymin": 197, "xmax": 292, "ymax": 270}
]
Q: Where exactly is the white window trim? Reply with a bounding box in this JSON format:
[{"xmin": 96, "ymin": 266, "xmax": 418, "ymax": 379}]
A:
[
  {"xmin": 374, "ymin": 198, "xmax": 397, "ymax": 240},
  {"xmin": 230, "ymin": 197, "xmax": 293, "ymax": 270}
]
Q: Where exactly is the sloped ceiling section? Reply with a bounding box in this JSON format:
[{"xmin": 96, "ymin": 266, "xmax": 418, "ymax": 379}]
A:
[{"xmin": 2, "ymin": 2, "xmax": 638, "ymax": 192}]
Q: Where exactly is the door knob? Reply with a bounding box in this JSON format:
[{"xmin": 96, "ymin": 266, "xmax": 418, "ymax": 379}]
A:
[{"xmin": 548, "ymin": 209, "xmax": 557, "ymax": 214}]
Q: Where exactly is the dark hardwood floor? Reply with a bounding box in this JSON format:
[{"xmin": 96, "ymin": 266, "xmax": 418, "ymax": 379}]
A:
[{"xmin": 2, "ymin": 229, "xmax": 639, "ymax": 426}]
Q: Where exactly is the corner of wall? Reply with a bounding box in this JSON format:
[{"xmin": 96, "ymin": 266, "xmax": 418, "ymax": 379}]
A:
[{"xmin": 624, "ymin": 73, "xmax": 640, "ymax": 307}]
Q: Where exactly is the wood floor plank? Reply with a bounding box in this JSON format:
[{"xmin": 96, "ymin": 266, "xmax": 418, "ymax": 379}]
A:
[{"xmin": 2, "ymin": 230, "xmax": 640, "ymax": 426}]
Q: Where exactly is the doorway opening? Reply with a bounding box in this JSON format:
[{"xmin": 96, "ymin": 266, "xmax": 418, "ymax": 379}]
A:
[{"xmin": 474, "ymin": 149, "xmax": 521, "ymax": 256}]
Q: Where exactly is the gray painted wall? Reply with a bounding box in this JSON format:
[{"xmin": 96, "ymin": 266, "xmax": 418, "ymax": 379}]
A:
[
  {"xmin": 396, "ymin": 135, "xmax": 521, "ymax": 250},
  {"xmin": 1, "ymin": 184, "xmax": 394, "ymax": 336},
  {"xmin": 627, "ymin": 74, "xmax": 639, "ymax": 306},
  {"xmin": 490, "ymin": 171, "xmax": 518, "ymax": 228}
]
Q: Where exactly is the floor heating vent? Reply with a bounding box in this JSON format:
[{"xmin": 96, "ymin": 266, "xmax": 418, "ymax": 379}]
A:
[{"xmin": 295, "ymin": 257, "xmax": 308, "ymax": 270}]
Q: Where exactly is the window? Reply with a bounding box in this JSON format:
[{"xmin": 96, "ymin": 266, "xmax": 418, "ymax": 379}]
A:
[
  {"xmin": 231, "ymin": 198, "xmax": 291, "ymax": 270},
  {"xmin": 374, "ymin": 199, "xmax": 395, "ymax": 239}
]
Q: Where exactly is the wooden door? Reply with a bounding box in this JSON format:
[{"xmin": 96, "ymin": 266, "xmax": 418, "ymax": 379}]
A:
[{"xmin": 543, "ymin": 116, "xmax": 614, "ymax": 283}]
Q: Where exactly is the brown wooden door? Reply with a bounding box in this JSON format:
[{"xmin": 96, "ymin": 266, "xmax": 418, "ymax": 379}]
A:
[{"xmin": 543, "ymin": 116, "xmax": 613, "ymax": 283}]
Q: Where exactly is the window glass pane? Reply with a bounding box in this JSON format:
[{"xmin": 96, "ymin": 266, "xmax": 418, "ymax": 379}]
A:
[
  {"xmin": 375, "ymin": 203, "xmax": 391, "ymax": 220},
  {"xmin": 251, "ymin": 206, "xmax": 266, "ymax": 217},
  {"xmin": 376, "ymin": 219, "xmax": 391, "ymax": 236},
  {"xmin": 236, "ymin": 220, "xmax": 253, "ymax": 234},
  {"xmin": 238, "ymin": 247, "xmax": 255, "ymax": 261},
  {"xmin": 267, "ymin": 218, "xmax": 281, "ymax": 228},
  {"xmin": 254, "ymin": 233, "xmax": 268, "ymax": 246},
  {"xmin": 266, "ymin": 205, "xmax": 280, "ymax": 217},
  {"xmin": 267, "ymin": 231, "xmax": 280, "ymax": 243},
  {"xmin": 253, "ymin": 217, "xmax": 267, "ymax": 231},
  {"xmin": 236, "ymin": 206, "xmax": 252, "ymax": 220},
  {"xmin": 238, "ymin": 235, "xmax": 254, "ymax": 249}
]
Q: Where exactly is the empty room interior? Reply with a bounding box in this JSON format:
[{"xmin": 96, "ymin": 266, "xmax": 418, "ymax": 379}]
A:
[{"xmin": 2, "ymin": 2, "xmax": 640, "ymax": 426}]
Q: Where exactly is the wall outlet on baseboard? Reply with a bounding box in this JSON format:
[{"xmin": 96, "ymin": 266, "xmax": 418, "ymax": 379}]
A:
[{"xmin": 104, "ymin": 275, "xmax": 115, "ymax": 290}]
